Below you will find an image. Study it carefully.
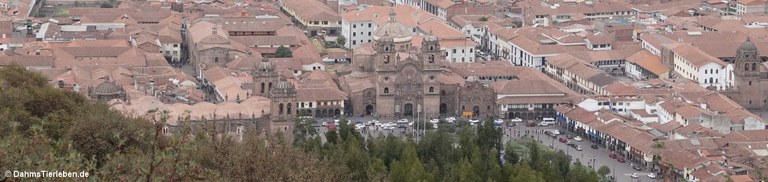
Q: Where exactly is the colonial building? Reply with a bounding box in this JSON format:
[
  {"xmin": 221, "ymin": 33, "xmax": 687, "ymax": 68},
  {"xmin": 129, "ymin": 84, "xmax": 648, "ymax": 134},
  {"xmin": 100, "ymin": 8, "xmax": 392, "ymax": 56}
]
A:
[
  {"xmin": 722, "ymin": 38, "xmax": 768, "ymax": 111},
  {"xmin": 340, "ymin": 9, "xmax": 495, "ymax": 119},
  {"xmin": 270, "ymin": 77, "xmax": 297, "ymax": 122}
]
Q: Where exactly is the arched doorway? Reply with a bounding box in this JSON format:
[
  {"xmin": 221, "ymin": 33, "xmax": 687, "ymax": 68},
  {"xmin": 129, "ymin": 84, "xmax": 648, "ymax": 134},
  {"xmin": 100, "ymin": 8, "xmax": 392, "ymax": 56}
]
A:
[
  {"xmin": 439, "ymin": 103, "xmax": 447, "ymax": 114},
  {"xmin": 365, "ymin": 105, "xmax": 374, "ymax": 115},
  {"xmin": 334, "ymin": 109, "xmax": 341, "ymax": 117},
  {"xmin": 472, "ymin": 105, "xmax": 480, "ymax": 116},
  {"xmin": 404, "ymin": 103, "xmax": 414, "ymax": 116}
]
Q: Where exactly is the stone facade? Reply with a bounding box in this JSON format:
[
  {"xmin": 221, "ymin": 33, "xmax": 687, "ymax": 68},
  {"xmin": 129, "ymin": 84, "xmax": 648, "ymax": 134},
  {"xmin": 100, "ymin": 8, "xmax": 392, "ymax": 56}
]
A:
[{"xmin": 722, "ymin": 38, "xmax": 768, "ymax": 111}]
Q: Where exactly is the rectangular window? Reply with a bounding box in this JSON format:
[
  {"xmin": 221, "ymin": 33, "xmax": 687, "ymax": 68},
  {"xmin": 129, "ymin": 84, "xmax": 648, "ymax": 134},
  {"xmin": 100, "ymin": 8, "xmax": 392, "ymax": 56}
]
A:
[
  {"xmin": 173, "ymin": 44, "xmax": 178, "ymax": 48},
  {"xmin": 453, "ymin": 49, "xmax": 457, "ymax": 53},
  {"xmin": 368, "ymin": 23, "xmax": 372, "ymax": 27},
  {"xmin": 352, "ymin": 40, "xmax": 356, "ymax": 45}
]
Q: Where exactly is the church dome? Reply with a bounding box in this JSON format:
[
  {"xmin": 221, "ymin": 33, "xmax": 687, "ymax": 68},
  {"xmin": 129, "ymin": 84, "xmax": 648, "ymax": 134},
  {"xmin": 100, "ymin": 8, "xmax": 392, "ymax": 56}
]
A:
[
  {"xmin": 93, "ymin": 81, "xmax": 123, "ymax": 95},
  {"xmin": 373, "ymin": 9, "xmax": 412, "ymax": 43},
  {"xmin": 258, "ymin": 57, "xmax": 274, "ymax": 71},
  {"xmin": 739, "ymin": 37, "xmax": 757, "ymax": 52},
  {"xmin": 275, "ymin": 80, "xmax": 294, "ymax": 90}
]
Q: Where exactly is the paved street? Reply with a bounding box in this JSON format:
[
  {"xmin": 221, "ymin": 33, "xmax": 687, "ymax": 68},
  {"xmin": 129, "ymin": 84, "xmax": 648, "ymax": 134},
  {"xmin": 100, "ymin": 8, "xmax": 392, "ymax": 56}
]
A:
[
  {"xmin": 506, "ymin": 125, "xmax": 659, "ymax": 182},
  {"xmin": 312, "ymin": 116, "xmax": 659, "ymax": 182}
]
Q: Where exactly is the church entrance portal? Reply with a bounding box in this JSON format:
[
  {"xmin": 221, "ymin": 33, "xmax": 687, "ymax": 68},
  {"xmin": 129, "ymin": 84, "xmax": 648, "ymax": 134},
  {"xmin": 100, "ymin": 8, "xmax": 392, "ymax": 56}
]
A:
[
  {"xmin": 404, "ymin": 103, "xmax": 414, "ymax": 116},
  {"xmin": 439, "ymin": 103, "xmax": 447, "ymax": 114},
  {"xmin": 365, "ymin": 105, "xmax": 374, "ymax": 115}
]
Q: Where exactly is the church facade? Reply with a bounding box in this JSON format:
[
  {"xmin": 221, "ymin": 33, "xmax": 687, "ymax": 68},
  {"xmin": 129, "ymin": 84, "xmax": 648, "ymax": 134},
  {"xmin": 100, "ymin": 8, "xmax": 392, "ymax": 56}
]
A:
[{"xmin": 340, "ymin": 10, "xmax": 496, "ymax": 119}]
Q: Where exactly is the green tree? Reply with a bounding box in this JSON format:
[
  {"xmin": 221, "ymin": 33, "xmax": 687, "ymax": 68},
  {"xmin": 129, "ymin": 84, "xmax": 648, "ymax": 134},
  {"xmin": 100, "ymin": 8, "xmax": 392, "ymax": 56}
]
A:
[
  {"xmin": 509, "ymin": 163, "xmax": 545, "ymax": 182},
  {"xmin": 274, "ymin": 46, "xmax": 293, "ymax": 58},
  {"xmin": 336, "ymin": 35, "xmax": 347, "ymax": 47},
  {"xmin": 598, "ymin": 165, "xmax": 611, "ymax": 178},
  {"xmin": 389, "ymin": 144, "xmax": 433, "ymax": 182},
  {"xmin": 479, "ymin": 17, "xmax": 488, "ymax": 21}
]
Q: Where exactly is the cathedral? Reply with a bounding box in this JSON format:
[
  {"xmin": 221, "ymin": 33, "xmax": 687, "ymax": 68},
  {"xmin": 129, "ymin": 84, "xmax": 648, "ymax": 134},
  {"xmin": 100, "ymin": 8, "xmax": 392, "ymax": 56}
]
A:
[
  {"xmin": 340, "ymin": 9, "xmax": 496, "ymax": 119},
  {"xmin": 722, "ymin": 38, "xmax": 768, "ymax": 111}
]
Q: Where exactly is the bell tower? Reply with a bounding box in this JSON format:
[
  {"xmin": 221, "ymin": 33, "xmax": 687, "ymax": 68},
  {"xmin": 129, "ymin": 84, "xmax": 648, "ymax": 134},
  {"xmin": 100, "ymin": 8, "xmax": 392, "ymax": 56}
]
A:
[
  {"xmin": 421, "ymin": 35, "xmax": 442, "ymax": 70},
  {"xmin": 732, "ymin": 37, "xmax": 763, "ymax": 109},
  {"xmin": 253, "ymin": 57, "xmax": 278, "ymax": 98},
  {"xmin": 374, "ymin": 37, "xmax": 397, "ymax": 71}
]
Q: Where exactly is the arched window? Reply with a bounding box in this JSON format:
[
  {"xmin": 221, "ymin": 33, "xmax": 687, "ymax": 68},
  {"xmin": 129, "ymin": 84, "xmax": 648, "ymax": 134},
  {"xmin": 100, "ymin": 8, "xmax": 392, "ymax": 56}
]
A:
[
  {"xmin": 428, "ymin": 55, "xmax": 435, "ymax": 63},
  {"xmin": 429, "ymin": 87, "xmax": 434, "ymax": 92},
  {"xmin": 709, "ymin": 78, "xmax": 713, "ymax": 84},
  {"xmin": 385, "ymin": 46, "xmax": 389, "ymax": 51},
  {"xmin": 440, "ymin": 90, "xmax": 446, "ymax": 96},
  {"xmin": 384, "ymin": 87, "xmax": 389, "ymax": 93},
  {"xmin": 384, "ymin": 55, "xmax": 390, "ymax": 63},
  {"xmin": 268, "ymin": 82, "xmax": 272, "ymax": 91},
  {"xmin": 745, "ymin": 63, "xmax": 750, "ymax": 71},
  {"xmin": 287, "ymin": 103, "xmax": 292, "ymax": 115},
  {"xmin": 260, "ymin": 82, "xmax": 265, "ymax": 93},
  {"xmin": 430, "ymin": 45, "xmax": 434, "ymax": 51},
  {"xmin": 279, "ymin": 103, "xmax": 284, "ymax": 115},
  {"xmin": 752, "ymin": 63, "xmax": 757, "ymax": 71},
  {"xmin": 215, "ymin": 57, "xmax": 219, "ymax": 62}
]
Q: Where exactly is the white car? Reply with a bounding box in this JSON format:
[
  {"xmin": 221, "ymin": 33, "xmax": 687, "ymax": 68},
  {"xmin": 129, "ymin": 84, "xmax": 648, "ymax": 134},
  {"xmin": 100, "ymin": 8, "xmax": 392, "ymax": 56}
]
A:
[
  {"xmin": 574, "ymin": 136, "xmax": 583, "ymax": 141},
  {"xmin": 551, "ymin": 129, "xmax": 560, "ymax": 135},
  {"xmin": 430, "ymin": 119, "xmax": 439, "ymax": 124},
  {"xmin": 321, "ymin": 121, "xmax": 328, "ymax": 127},
  {"xmin": 647, "ymin": 173, "xmax": 657, "ymax": 179},
  {"xmin": 397, "ymin": 119, "xmax": 409, "ymax": 124},
  {"xmin": 631, "ymin": 173, "xmax": 640, "ymax": 179},
  {"xmin": 469, "ymin": 119, "xmax": 480, "ymax": 123},
  {"xmin": 445, "ymin": 117, "xmax": 456, "ymax": 123},
  {"xmin": 354, "ymin": 124, "xmax": 365, "ymax": 130}
]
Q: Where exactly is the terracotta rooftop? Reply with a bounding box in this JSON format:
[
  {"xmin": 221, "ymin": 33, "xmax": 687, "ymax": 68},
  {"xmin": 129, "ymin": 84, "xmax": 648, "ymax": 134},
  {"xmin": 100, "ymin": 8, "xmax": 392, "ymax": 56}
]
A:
[
  {"xmin": 341, "ymin": 5, "xmax": 437, "ymax": 28},
  {"xmin": 282, "ymin": 0, "xmax": 340, "ymax": 21},
  {"xmin": 671, "ymin": 43, "xmax": 726, "ymax": 67},
  {"xmin": 626, "ymin": 50, "xmax": 669, "ymax": 76}
]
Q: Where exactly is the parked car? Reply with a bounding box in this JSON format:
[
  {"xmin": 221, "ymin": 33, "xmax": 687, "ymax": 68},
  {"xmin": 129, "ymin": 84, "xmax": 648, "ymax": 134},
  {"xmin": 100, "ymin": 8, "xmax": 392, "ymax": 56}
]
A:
[
  {"xmin": 321, "ymin": 121, "xmax": 328, "ymax": 127},
  {"xmin": 566, "ymin": 135, "xmax": 574, "ymax": 139},
  {"xmin": 590, "ymin": 144, "xmax": 598, "ymax": 149},
  {"xmin": 609, "ymin": 153, "xmax": 617, "ymax": 159},
  {"xmin": 575, "ymin": 145, "xmax": 583, "ymax": 151},
  {"xmin": 574, "ymin": 136, "xmax": 583, "ymax": 141},
  {"xmin": 397, "ymin": 119, "xmax": 409, "ymax": 124},
  {"xmin": 630, "ymin": 173, "xmax": 639, "ymax": 179},
  {"xmin": 559, "ymin": 137, "xmax": 567, "ymax": 143},
  {"xmin": 647, "ymin": 173, "xmax": 657, "ymax": 179},
  {"xmin": 632, "ymin": 164, "xmax": 642, "ymax": 171},
  {"xmin": 430, "ymin": 119, "xmax": 439, "ymax": 124},
  {"xmin": 445, "ymin": 117, "xmax": 456, "ymax": 123},
  {"xmin": 551, "ymin": 129, "xmax": 561, "ymax": 135},
  {"xmin": 617, "ymin": 157, "xmax": 626, "ymax": 163}
]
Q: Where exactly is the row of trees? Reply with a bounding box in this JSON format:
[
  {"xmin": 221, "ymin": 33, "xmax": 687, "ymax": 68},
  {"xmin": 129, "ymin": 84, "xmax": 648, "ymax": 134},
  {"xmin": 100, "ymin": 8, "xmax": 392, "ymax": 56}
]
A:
[
  {"xmin": 292, "ymin": 116, "xmax": 602, "ymax": 182},
  {"xmin": 0, "ymin": 65, "xmax": 600, "ymax": 181}
]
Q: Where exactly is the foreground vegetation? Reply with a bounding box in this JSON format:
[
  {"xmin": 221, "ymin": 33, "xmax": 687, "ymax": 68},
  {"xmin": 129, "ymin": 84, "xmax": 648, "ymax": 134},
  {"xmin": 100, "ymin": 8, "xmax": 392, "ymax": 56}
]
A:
[{"xmin": 0, "ymin": 65, "xmax": 598, "ymax": 181}]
